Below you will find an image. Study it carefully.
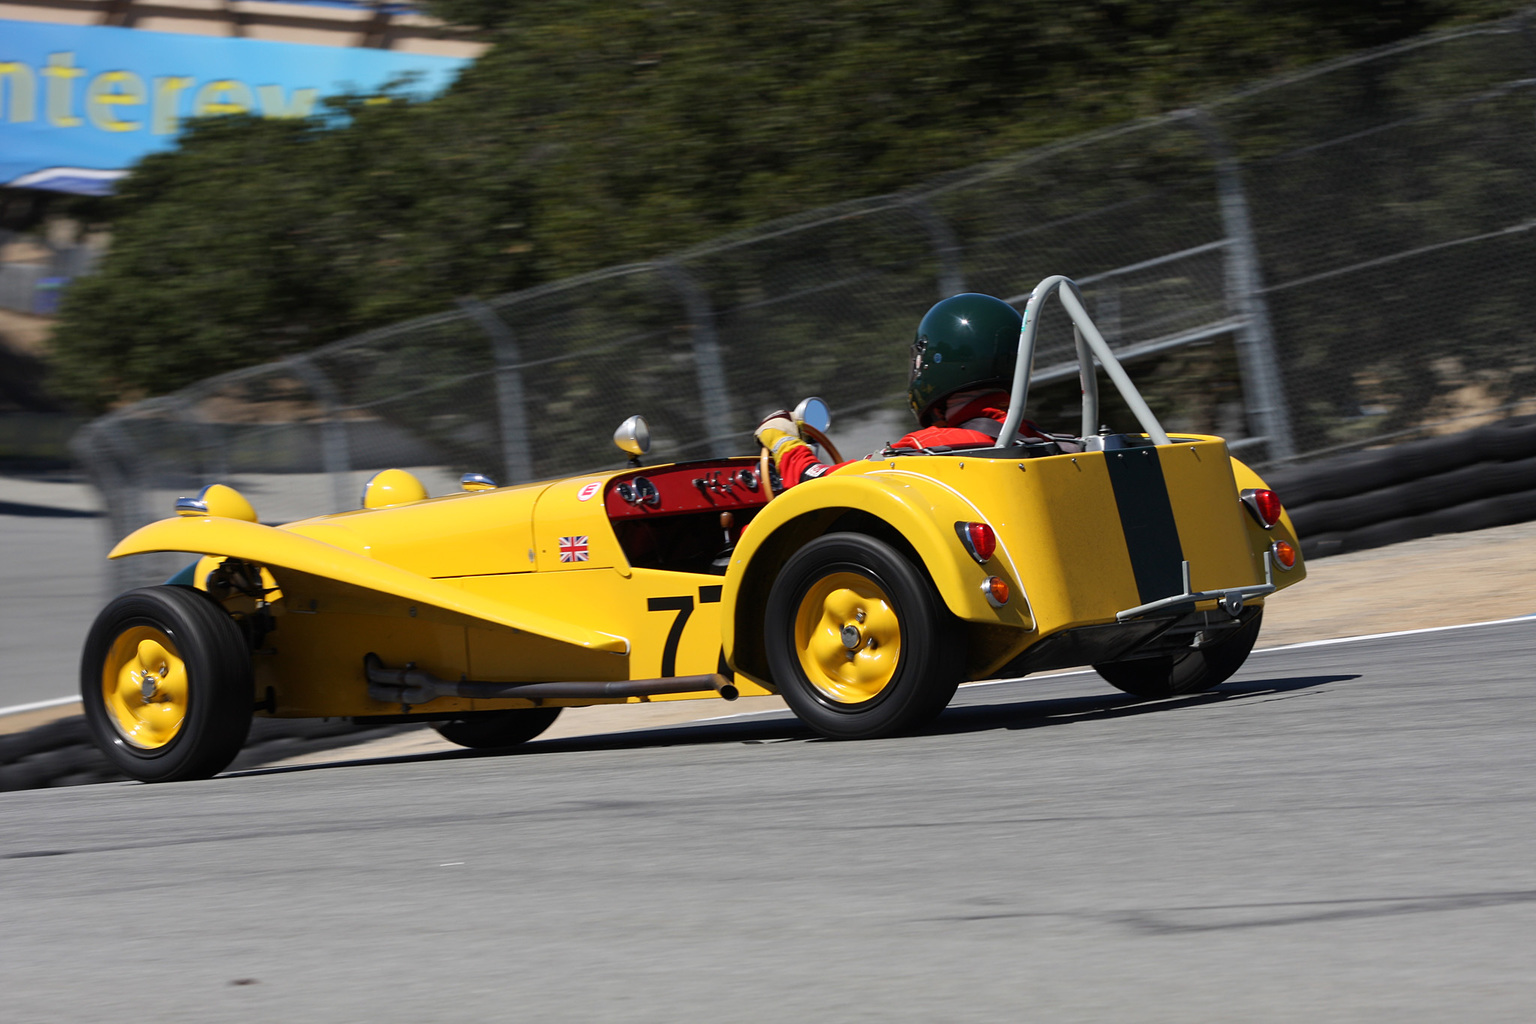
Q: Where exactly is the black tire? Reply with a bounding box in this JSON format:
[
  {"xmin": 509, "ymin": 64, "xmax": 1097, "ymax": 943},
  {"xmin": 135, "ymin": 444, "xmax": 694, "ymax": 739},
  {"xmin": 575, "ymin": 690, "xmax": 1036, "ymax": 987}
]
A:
[
  {"xmin": 764, "ymin": 533, "xmax": 963, "ymax": 739},
  {"xmin": 431, "ymin": 707, "xmax": 563, "ymax": 749},
  {"xmin": 80, "ymin": 585, "xmax": 253, "ymax": 783},
  {"xmin": 1094, "ymin": 608, "xmax": 1263, "ymax": 699}
]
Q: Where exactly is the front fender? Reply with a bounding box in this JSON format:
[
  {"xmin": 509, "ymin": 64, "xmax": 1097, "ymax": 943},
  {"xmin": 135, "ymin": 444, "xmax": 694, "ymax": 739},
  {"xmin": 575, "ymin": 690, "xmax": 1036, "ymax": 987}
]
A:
[
  {"xmin": 110, "ymin": 516, "xmax": 630, "ymax": 654},
  {"xmin": 720, "ymin": 469, "xmax": 1034, "ymax": 671}
]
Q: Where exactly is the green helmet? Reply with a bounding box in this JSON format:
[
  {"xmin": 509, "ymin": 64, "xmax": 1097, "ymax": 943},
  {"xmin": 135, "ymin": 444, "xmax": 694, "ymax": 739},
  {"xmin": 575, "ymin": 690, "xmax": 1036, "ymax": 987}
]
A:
[{"xmin": 907, "ymin": 293, "xmax": 1023, "ymax": 425}]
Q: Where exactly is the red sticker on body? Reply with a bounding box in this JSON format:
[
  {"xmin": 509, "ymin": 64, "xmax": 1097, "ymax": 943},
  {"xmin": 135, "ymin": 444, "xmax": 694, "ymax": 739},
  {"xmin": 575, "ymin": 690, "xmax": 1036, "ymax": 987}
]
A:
[{"xmin": 577, "ymin": 482, "xmax": 601, "ymax": 501}]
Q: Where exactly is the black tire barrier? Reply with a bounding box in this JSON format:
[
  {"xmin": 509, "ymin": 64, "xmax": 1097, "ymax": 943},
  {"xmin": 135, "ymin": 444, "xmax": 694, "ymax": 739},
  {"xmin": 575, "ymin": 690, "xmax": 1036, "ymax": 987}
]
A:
[
  {"xmin": 1268, "ymin": 416, "xmax": 1536, "ymax": 558},
  {"xmin": 1267, "ymin": 414, "xmax": 1536, "ymax": 507},
  {"xmin": 1290, "ymin": 454, "xmax": 1536, "ymax": 537},
  {"xmin": 0, "ymin": 716, "xmax": 121, "ymax": 791},
  {"xmin": 1300, "ymin": 487, "xmax": 1536, "ymax": 558},
  {"xmin": 0, "ymin": 714, "xmax": 421, "ymax": 792}
]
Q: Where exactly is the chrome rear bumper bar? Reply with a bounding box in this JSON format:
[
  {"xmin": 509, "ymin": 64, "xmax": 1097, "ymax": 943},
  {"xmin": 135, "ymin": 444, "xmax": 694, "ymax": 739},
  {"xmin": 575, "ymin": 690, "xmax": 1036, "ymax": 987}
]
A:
[{"xmin": 1116, "ymin": 555, "xmax": 1277, "ymax": 622}]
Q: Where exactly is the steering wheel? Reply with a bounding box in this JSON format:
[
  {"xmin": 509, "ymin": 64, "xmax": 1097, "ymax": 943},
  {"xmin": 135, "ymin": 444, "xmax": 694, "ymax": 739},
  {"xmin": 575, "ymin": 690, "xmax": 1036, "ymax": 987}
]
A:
[{"xmin": 759, "ymin": 424, "xmax": 843, "ymax": 498}]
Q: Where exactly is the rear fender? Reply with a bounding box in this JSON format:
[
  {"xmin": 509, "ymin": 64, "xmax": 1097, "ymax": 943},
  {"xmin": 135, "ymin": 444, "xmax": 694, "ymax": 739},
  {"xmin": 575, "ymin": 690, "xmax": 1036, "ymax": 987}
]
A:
[
  {"xmin": 1230, "ymin": 458, "xmax": 1307, "ymax": 589},
  {"xmin": 720, "ymin": 472, "xmax": 1034, "ymax": 681}
]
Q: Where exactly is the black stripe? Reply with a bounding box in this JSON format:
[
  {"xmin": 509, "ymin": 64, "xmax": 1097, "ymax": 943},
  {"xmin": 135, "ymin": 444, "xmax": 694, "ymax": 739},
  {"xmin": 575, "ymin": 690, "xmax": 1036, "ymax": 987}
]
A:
[{"xmin": 1103, "ymin": 448, "xmax": 1185, "ymax": 603}]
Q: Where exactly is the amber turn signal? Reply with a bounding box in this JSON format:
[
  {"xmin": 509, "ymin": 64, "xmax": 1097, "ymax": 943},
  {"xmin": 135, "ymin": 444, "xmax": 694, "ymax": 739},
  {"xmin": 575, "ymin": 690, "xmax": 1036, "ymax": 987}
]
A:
[
  {"xmin": 1271, "ymin": 539, "xmax": 1297, "ymax": 570},
  {"xmin": 981, "ymin": 575, "xmax": 1010, "ymax": 608}
]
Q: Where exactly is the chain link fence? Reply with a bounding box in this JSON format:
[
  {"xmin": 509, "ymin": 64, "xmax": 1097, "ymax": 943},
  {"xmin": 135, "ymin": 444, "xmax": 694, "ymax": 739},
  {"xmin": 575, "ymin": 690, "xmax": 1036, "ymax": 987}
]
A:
[{"xmin": 74, "ymin": 8, "xmax": 1536, "ymax": 587}]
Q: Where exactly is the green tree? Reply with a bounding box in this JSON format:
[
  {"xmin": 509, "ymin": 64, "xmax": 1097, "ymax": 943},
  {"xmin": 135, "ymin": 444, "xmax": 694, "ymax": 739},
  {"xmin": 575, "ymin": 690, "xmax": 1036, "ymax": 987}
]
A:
[{"xmin": 50, "ymin": 0, "xmax": 1524, "ymax": 409}]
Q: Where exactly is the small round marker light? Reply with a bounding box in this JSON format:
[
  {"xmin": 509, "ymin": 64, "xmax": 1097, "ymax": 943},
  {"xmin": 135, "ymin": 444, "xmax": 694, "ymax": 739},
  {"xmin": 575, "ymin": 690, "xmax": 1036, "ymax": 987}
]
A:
[
  {"xmin": 1271, "ymin": 539, "xmax": 1297, "ymax": 570},
  {"xmin": 981, "ymin": 576, "xmax": 1010, "ymax": 608}
]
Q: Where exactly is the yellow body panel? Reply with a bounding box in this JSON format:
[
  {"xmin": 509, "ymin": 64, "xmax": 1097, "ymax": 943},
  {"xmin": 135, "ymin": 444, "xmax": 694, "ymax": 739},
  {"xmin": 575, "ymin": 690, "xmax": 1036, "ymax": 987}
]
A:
[
  {"xmin": 724, "ymin": 436, "xmax": 1305, "ymax": 682},
  {"xmin": 258, "ymin": 564, "xmax": 774, "ymax": 717},
  {"xmin": 110, "ymin": 515, "xmax": 628, "ymax": 653},
  {"xmin": 259, "ymin": 606, "xmax": 481, "ymax": 718},
  {"xmin": 456, "ymin": 569, "xmax": 772, "ymax": 700},
  {"xmin": 115, "ymin": 508, "xmax": 772, "ymax": 717},
  {"xmin": 1231, "ymin": 457, "xmax": 1309, "ymax": 585},
  {"xmin": 721, "ymin": 464, "xmax": 1036, "ymax": 633},
  {"xmin": 940, "ymin": 453, "xmax": 1141, "ymax": 633},
  {"xmin": 530, "ymin": 474, "xmax": 629, "ymax": 575},
  {"xmin": 108, "ymin": 430, "xmax": 1303, "ymax": 721},
  {"xmin": 1159, "ymin": 442, "xmax": 1258, "ymax": 592},
  {"xmin": 286, "ymin": 480, "xmax": 547, "ymax": 577}
]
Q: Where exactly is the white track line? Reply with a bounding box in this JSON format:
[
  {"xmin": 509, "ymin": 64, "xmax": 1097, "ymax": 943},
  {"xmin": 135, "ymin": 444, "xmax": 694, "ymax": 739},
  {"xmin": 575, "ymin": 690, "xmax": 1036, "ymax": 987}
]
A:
[
  {"xmin": 1256, "ymin": 612, "xmax": 1536, "ymax": 652},
  {"xmin": 7, "ymin": 614, "xmax": 1535, "ymax": 721},
  {"xmin": 0, "ymin": 695, "xmax": 82, "ymax": 718},
  {"xmin": 952, "ymin": 612, "xmax": 1536, "ymax": 693}
]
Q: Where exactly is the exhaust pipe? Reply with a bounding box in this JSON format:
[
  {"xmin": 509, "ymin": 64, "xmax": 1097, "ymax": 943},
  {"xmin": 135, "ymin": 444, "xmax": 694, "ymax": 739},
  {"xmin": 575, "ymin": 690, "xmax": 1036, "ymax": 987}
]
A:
[{"xmin": 364, "ymin": 654, "xmax": 739, "ymax": 707}]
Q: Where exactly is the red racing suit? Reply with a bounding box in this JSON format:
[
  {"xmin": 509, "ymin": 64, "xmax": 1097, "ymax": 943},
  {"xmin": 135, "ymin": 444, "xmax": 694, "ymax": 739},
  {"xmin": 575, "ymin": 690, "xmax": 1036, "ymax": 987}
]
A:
[{"xmin": 773, "ymin": 392, "xmax": 1052, "ymax": 489}]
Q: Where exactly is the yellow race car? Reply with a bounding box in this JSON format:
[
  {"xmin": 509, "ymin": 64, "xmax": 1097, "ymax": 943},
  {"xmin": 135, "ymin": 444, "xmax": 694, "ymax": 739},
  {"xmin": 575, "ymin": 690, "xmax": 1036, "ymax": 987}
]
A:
[{"xmin": 81, "ymin": 276, "xmax": 1304, "ymax": 782}]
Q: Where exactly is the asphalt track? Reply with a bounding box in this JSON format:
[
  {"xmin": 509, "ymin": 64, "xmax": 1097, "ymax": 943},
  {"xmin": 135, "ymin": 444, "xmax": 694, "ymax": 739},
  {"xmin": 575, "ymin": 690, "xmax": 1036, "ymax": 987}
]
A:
[{"xmin": 4, "ymin": 619, "xmax": 1535, "ymax": 1023}]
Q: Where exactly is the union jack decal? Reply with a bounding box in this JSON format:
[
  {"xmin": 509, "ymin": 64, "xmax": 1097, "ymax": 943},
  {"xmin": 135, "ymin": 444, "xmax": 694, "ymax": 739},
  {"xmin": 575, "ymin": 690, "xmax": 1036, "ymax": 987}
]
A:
[{"xmin": 558, "ymin": 536, "xmax": 590, "ymax": 562}]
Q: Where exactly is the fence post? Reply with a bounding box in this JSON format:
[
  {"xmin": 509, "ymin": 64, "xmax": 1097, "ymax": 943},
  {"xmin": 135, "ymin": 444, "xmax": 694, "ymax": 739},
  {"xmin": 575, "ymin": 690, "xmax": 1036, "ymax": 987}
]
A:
[
  {"xmin": 284, "ymin": 355, "xmax": 353, "ymax": 512},
  {"xmin": 660, "ymin": 261, "xmax": 736, "ymax": 459},
  {"xmin": 905, "ymin": 196, "xmax": 966, "ymax": 297},
  {"xmin": 1190, "ymin": 108, "xmax": 1297, "ymax": 461},
  {"xmin": 175, "ymin": 382, "xmax": 228, "ymax": 485},
  {"xmin": 71, "ymin": 417, "xmax": 147, "ymax": 594},
  {"xmin": 456, "ymin": 297, "xmax": 534, "ymax": 486}
]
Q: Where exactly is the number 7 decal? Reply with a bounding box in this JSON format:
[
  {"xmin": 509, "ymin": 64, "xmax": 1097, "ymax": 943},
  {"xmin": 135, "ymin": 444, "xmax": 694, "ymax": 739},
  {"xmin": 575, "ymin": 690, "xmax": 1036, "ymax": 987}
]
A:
[{"xmin": 648, "ymin": 586, "xmax": 722, "ymax": 678}]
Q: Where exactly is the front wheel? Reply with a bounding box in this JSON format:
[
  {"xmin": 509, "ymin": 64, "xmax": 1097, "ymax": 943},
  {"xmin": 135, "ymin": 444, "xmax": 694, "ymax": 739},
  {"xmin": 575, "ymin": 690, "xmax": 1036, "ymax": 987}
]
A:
[
  {"xmin": 81, "ymin": 585, "xmax": 254, "ymax": 783},
  {"xmin": 765, "ymin": 534, "xmax": 963, "ymax": 739},
  {"xmin": 431, "ymin": 707, "xmax": 562, "ymax": 749},
  {"xmin": 1094, "ymin": 608, "xmax": 1263, "ymax": 699}
]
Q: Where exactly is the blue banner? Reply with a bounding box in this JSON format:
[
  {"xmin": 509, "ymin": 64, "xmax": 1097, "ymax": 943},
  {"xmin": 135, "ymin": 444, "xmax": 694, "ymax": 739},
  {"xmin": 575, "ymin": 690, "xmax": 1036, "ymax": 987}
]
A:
[{"xmin": 0, "ymin": 21, "xmax": 468, "ymax": 194}]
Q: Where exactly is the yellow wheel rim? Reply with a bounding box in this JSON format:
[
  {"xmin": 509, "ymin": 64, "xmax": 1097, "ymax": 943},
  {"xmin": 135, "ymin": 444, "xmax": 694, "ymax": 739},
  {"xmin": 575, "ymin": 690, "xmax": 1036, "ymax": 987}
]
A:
[
  {"xmin": 101, "ymin": 625, "xmax": 189, "ymax": 749},
  {"xmin": 794, "ymin": 571, "xmax": 902, "ymax": 705}
]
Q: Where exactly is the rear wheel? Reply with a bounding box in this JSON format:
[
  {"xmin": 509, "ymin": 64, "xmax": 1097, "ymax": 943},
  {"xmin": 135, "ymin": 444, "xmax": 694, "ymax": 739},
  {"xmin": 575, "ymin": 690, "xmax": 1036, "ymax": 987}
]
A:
[
  {"xmin": 1094, "ymin": 608, "xmax": 1263, "ymax": 699},
  {"xmin": 432, "ymin": 707, "xmax": 562, "ymax": 749},
  {"xmin": 765, "ymin": 534, "xmax": 962, "ymax": 739},
  {"xmin": 81, "ymin": 585, "xmax": 253, "ymax": 783}
]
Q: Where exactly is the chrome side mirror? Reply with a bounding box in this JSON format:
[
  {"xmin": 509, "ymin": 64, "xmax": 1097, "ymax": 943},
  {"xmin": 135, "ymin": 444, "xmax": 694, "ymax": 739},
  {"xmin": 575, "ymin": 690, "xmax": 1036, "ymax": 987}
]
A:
[
  {"xmin": 793, "ymin": 397, "xmax": 831, "ymax": 435},
  {"xmin": 461, "ymin": 473, "xmax": 497, "ymax": 491},
  {"xmin": 614, "ymin": 415, "xmax": 651, "ymax": 457}
]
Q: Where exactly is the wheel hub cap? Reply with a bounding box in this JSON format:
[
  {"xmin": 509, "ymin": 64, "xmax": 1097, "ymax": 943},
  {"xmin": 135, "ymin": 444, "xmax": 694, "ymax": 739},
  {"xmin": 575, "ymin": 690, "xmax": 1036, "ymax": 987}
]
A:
[
  {"xmin": 102, "ymin": 627, "xmax": 189, "ymax": 749},
  {"xmin": 794, "ymin": 572, "xmax": 902, "ymax": 705}
]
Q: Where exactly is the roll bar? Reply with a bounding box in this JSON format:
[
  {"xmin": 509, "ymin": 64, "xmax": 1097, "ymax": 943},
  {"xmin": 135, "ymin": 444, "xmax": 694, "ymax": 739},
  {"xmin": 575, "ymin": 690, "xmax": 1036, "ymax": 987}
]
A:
[{"xmin": 997, "ymin": 275, "xmax": 1172, "ymax": 447}]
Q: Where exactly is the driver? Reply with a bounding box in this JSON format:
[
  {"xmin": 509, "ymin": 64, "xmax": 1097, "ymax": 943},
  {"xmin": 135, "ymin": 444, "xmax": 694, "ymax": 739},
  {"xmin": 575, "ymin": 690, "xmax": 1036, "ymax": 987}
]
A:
[{"xmin": 755, "ymin": 293, "xmax": 1056, "ymax": 489}]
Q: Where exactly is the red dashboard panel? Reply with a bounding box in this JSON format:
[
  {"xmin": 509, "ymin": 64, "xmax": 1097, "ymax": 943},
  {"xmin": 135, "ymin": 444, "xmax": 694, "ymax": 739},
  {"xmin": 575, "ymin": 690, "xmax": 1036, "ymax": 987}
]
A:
[{"xmin": 604, "ymin": 459, "xmax": 770, "ymax": 519}]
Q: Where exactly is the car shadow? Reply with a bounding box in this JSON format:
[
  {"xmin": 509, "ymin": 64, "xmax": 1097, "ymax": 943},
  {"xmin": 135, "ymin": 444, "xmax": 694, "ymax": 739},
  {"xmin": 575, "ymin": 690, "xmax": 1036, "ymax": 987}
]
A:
[
  {"xmin": 228, "ymin": 672, "xmax": 1357, "ymax": 780},
  {"xmin": 927, "ymin": 673, "xmax": 1358, "ymax": 737}
]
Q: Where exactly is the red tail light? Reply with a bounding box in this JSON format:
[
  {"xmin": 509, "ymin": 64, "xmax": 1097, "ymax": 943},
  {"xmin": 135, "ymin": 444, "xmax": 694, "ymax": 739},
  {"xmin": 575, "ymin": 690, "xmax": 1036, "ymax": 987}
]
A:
[
  {"xmin": 956, "ymin": 521, "xmax": 996, "ymax": 563},
  {"xmin": 1240, "ymin": 488, "xmax": 1283, "ymax": 529}
]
